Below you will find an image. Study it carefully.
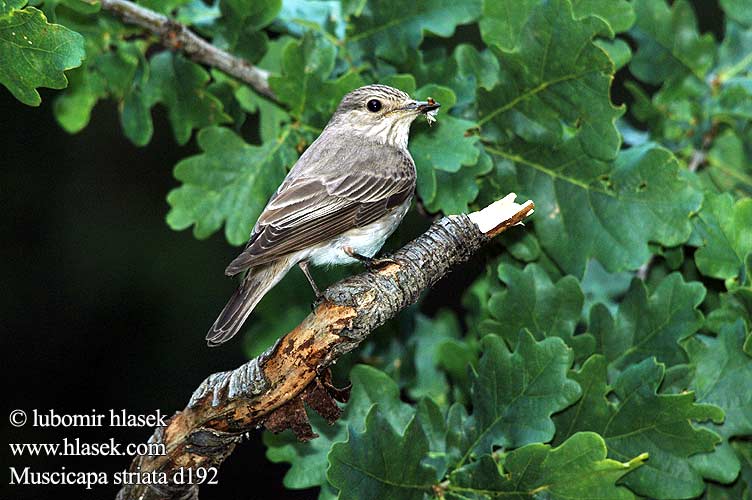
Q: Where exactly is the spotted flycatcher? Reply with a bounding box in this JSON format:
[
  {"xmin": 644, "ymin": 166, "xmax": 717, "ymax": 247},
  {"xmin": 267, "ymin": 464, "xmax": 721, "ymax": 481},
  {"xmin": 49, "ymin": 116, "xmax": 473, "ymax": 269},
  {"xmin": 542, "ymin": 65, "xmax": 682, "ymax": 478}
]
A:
[{"xmin": 207, "ymin": 84, "xmax": 440, "ymax": 346}]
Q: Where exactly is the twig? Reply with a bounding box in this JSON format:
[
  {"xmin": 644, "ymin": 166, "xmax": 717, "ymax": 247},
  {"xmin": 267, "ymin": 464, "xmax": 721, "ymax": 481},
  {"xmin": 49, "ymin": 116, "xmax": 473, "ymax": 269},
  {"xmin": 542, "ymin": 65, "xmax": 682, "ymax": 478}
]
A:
[
  {"xmin": 687, "ymin": 122, "xmax": 719, "ymax": 173},
  {"xmin": 115, "ymin": 194, "xmax": 534, "ymax": 500},
  {"xmin": 100, "ymin": 0, "xmax": 275, "ymax": 99},
  {"xmin": 636, "ymin": 256, "xmax": 653, "ymax": 280},
  {"xmin": 687, "ymin": 150, "xmax": 706, "ymax": 172}
]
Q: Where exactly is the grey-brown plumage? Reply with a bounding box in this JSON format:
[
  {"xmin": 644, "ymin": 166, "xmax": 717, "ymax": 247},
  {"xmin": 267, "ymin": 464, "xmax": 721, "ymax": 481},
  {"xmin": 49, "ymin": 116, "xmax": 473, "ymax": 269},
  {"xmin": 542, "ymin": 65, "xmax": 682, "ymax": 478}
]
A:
[{"xmin": 207, "ymin": 84, "xmax": 440, "ymax": 346}]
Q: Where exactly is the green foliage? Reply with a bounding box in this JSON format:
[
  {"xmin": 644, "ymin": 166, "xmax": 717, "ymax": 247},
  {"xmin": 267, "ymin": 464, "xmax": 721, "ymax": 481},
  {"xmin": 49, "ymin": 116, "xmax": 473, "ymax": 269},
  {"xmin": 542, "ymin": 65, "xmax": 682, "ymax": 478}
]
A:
[
  {"xmin": 328, "ymin": 408, "xmax": 439, "ymax": 500},
  {"xmin": 166, "ymin": 126, "xmax": 297, "ymax": 244},
  {"xmin": 405, "ymin": 310, "xmax": 462, "ymax": 403},
  {"xmin": 554, "ymin": 355, "xmax": 723, "ymax": 498},
  {"xmin": 269, "ymin": 33, "xmax": 356, "ymax": 124},
  {"xmin": 144, "ymin": 52, "xmax": 232, "ymax": 145},
  {"xmin": 592, "ymin": 272, "xmax": 705, "ymax": 371},
  {"xmin": 213, "ymin": 0, "xmax": 280, "ymax": 60},
  {"xmin": 325, "ymin": 336, "xmax": 642, "ymax": 500},
  {"xmin": 490, "ymin": 142, "xmax": 702, "ymax": 276},
  {"xmin": 685, "ymin": 321, "xmax": 752, "ymax": 484},
  {"xmin": 457, "ymin": 333, "xmax": 580, "ymax": 461},
  {"xmin": 0, "ymin": 1, "xmax": 84, "ymax": 105},
  {"xmin": 446, "ymin": 433, "xmax": 645, "ymax": 500},
  {"xmin": 7, "ymin": 0, "xmax": 752, "ymax": 498},
  {"xmin": 693, "ymin": 193, "xmax": 752, "ymax": 281},
  {"xmin": 345, "ymin": 0, "xmax": 482, "ymax": 64},
  {"xmin": 629, "ymin": 0, "xmax": 715, "ymax": 84},
  {"xmin": 480, "ymin": 263, "xmax": 593, "ymax": 360},
  {"xmin": 479, "ymin": 0, "xmax": 622, "ymax": 162},
  {"xmin": 265, "ymin": 365, "xmax": 413, "ymax": 496}
]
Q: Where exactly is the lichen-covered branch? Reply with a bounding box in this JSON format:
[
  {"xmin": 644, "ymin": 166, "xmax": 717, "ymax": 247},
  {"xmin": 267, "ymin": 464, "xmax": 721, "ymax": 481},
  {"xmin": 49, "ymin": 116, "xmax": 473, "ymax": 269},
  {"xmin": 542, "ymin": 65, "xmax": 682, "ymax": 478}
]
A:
[
  {"xmin": 115, "ymin": 194, "xmax": 534, "ymax": 500},
  {"xmin": 100, "ymin": 0, "xmax": 275, "ymax": 99}
]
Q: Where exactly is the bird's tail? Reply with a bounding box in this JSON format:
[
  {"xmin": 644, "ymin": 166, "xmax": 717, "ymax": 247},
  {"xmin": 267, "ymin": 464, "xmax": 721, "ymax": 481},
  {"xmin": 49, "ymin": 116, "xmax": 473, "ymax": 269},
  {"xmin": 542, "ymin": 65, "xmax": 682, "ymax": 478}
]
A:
[{"xmin": 206, "ymin": 257, "xmax": 296, "ymax": 347}]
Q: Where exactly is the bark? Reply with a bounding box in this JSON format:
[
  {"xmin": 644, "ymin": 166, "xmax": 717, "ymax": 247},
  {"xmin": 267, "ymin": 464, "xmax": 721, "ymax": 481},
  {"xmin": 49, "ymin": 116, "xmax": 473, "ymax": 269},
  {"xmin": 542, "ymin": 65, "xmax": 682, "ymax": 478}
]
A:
[
  {"xmin": 100, "ymin": 0, "xmax": 274, "ymax": 99},
  {"xmin": 115, "ymin": 194, "xmax": 534, "ymax": 500}
]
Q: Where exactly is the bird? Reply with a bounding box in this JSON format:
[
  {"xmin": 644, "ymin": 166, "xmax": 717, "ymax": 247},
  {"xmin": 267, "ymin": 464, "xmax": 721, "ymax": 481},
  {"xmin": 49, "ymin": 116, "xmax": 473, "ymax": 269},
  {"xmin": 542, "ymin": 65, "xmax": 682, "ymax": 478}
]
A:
[{"xmin": 206, "ymin": 84, "xmax": 440, "ymax": 346}]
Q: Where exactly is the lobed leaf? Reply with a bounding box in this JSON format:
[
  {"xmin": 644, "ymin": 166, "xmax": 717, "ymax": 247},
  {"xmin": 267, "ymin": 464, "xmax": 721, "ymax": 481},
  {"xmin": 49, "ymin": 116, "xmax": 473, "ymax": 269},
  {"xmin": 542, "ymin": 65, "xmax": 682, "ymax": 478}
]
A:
[
  {"xmin": 454, "ymin": 332, "xmax": 581, "ymax": 468},
  {"xmin": 480, "ymin": 263, "xmax": 594, "ymax": 361},
  {"xmin": 591, "ymin": 272, "xmax": 705, "ymax": 372},
  {"xmin": 327, "ymin": 408, "xmax": 438, "ymax": 500},
  {"xmin": 480, "ymin": 0, "xmax": 632, "ymax": 53},
  {"xmin": 487, "ymin": 141, "xmax": 702, "ymax": 276},
  {"xmin": 693, "ymin": 192, "xmax": 752, "ymax": 281},
  {"xmin": 705, "ymin": 130, "xmax": 752, "ymax": 198},
  {"xmin": 265, "ymin": 365, "xmax": 413, "ymax": 494},
  {"xmin": 479, "ymin": 0, "xmax": 622, "ymax": 162},
  {"xmin": 406, "ymin": 84, "xmax": 484, "ymax": 213},
  {"xmin": 345, "ymin": 0, "xmax": 482, "ymax": 64},
  {"xmin": 203, "ymin": 0, "xmax": 276, "ymax": 62},
  {"xmin": 555, "ymin": 355, "xmax": 724, "ymax": 499},
  {"xmin": 720, "ymin": 0, "xmax": 752, "ymax": 27},
  {"xmin": 143, "ymin": 52, "xmax": 232, "ymax": 145},
  {"xmin": 628, "ymin": 0, "xmax": 716, "ymax": 85},
  {"xmin": 269, "ymin": 32, "xmax": 363, "ymax": 125},
  {"xmin": 571, "ymin": 0, "xmax": 635, "ymax": 33},
  {"xmin": 405, "ymin": 310, "xmax": 461, "ymax": 404},
  {"xmin": 580, "ymin": 258, "xmax": 633, "ymax": 318},
  {"xmin": 422, "ymin": 148, "xmax": 492, "ymax": 215},
  {"xmin": 446, "ymin": 432, "xmax": 645, "ymax": 500},
  {"xmin": 0, "ymin": 2, "xmax": 84, "ymax": 106},
  {"xmin": 166, "ymin": 126, "xmax": 297, "ymax": 245},
  {"xmin": 54, "ymin": 39, "xmax": 141, "ymax": 133},
  {"xmin": 685, "ymin": 321, "xmax": 752, "ymax": 483}
]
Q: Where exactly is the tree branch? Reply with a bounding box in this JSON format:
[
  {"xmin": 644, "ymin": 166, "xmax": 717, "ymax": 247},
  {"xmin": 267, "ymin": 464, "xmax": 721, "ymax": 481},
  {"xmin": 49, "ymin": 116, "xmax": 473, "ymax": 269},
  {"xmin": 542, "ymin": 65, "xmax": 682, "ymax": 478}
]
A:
[
  {"xmin": 687, "ymin": 149, "xmax": 706, "ymax": 173},
  {"xmin": 115, "ymin": 194, "xmax": 534, "ymax": 500},
  {"xmin": 100, "ymin": 0, "xmax": 275, "ymax": 99}
]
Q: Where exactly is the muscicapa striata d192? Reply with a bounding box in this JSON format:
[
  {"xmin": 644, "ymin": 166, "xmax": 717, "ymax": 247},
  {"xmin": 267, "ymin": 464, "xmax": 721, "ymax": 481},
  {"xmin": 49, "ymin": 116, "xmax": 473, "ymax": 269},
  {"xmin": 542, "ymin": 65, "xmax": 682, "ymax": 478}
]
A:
[{"xmin": 206, "ymin": 84, "xmax": 440, "ymax": 346}]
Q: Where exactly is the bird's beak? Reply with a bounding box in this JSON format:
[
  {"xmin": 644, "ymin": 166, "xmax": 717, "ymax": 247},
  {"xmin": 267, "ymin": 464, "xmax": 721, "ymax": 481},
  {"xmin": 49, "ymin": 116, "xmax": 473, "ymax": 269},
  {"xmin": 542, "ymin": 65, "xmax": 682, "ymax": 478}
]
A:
[{"xmin": 402, "ymin": 99, "xmax": 441, "ymax": 113}]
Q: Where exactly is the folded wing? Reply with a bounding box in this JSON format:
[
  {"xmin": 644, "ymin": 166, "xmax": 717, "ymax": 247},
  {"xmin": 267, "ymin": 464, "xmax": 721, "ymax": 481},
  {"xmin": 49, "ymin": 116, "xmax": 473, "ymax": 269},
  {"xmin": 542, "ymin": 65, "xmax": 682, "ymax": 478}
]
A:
[{"xmin": 225, "ymin": 146, "xmax": 415, "ymax": 275}]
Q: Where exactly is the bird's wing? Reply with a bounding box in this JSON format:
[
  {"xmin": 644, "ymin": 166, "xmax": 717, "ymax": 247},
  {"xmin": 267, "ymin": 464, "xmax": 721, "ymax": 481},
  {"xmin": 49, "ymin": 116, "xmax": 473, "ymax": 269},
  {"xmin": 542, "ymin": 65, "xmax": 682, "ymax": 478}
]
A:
[{"xmin": 225, "ymin": 146, "xmax": 415, "ymax": 275}]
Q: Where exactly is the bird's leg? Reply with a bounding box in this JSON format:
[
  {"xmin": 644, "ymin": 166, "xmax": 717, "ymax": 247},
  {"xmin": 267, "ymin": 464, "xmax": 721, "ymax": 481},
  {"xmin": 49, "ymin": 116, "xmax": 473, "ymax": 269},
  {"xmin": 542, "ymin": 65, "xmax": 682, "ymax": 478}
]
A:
[
  {"xmin": 343, "ymin": 246, "xmax": 397, "ymax": 270},
  {"xmin": 298, "ymin": 260, "xmax": 323, "ymax": 299}
]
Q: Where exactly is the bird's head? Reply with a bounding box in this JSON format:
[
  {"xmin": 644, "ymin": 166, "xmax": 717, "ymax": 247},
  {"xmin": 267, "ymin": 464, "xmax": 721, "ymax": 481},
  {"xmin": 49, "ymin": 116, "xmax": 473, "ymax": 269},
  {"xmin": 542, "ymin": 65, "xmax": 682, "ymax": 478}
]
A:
[{"xmin": 327, "ymin": 84, "xmax": 440, "ymax": 149}]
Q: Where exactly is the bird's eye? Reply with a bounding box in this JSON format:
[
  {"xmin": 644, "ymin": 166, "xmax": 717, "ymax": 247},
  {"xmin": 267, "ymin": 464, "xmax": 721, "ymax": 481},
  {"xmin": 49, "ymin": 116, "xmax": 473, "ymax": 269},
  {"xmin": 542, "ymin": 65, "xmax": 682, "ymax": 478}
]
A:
[{"xmin": 366, "ymin": 99, "xmax": 382, "ymax": 113}]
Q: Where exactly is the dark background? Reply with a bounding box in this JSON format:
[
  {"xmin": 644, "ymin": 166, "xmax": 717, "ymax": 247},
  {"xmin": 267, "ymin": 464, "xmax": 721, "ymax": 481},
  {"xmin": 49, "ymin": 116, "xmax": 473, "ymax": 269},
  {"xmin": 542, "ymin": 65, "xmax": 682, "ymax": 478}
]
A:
[
  {"xmin": 1, "ymin": 2, "xmax": 725, "ymax": 499},
  {"xmin": 0, "ymin": 96, "xmax": 314, "ymax": 499}
]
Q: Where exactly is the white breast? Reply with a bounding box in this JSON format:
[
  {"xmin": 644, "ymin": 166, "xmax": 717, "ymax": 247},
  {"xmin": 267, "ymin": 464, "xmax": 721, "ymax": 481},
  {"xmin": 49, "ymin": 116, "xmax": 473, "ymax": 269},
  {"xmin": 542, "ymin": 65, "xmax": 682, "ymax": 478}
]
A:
[{"xmin": 306, "ymin": 198, "xmax": 411, "ymax": 266}]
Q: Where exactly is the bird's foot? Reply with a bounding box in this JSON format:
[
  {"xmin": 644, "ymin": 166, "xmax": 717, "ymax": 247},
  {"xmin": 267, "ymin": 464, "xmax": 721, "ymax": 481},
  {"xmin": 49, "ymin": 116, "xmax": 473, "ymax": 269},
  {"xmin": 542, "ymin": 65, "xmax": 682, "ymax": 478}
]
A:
[
  {"xmin": 343, "ymin": 246, "xmax": 397, "ymax": 271},
  {"xmin": 299, "ymin": 260, "xmax": 327, "ymax": 314},
  {"xmin": 310, "ymin": 293, "xmax": 326, "ymax": 314}
]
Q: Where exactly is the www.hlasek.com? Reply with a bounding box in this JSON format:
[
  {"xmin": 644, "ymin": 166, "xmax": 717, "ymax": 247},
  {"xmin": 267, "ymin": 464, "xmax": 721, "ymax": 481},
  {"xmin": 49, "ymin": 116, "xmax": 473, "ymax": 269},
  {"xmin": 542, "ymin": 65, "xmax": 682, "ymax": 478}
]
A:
[{"xmin": 8, "ymin": 408, "xmax": 219, "ymax": 490}]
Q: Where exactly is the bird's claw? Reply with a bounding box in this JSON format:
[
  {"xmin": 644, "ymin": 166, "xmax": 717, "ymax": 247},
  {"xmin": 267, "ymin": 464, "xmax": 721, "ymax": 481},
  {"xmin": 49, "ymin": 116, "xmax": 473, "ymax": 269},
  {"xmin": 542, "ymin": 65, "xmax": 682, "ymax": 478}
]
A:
[
  {"xmin": 310, "ymin": 293, "xmax": 326, "ymax": 314},
  {"xmin": 343, "ymin": 246, "xmax": 397, "ymax": 271}
]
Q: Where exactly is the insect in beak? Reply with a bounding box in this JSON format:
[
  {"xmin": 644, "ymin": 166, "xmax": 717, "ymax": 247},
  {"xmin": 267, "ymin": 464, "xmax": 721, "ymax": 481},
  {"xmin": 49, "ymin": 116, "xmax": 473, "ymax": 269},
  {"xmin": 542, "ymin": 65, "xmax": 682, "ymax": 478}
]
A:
[
  {"xmin": 420, "ymin": 98, "xmax": 440, "ymax": 126},
  {"xmin": 416, "ymin": 97, "xmax": 440, "ymax": 113},
  {"xmin": 401, "ymin": 98, "xmax": 441, "ymax": 113}
]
